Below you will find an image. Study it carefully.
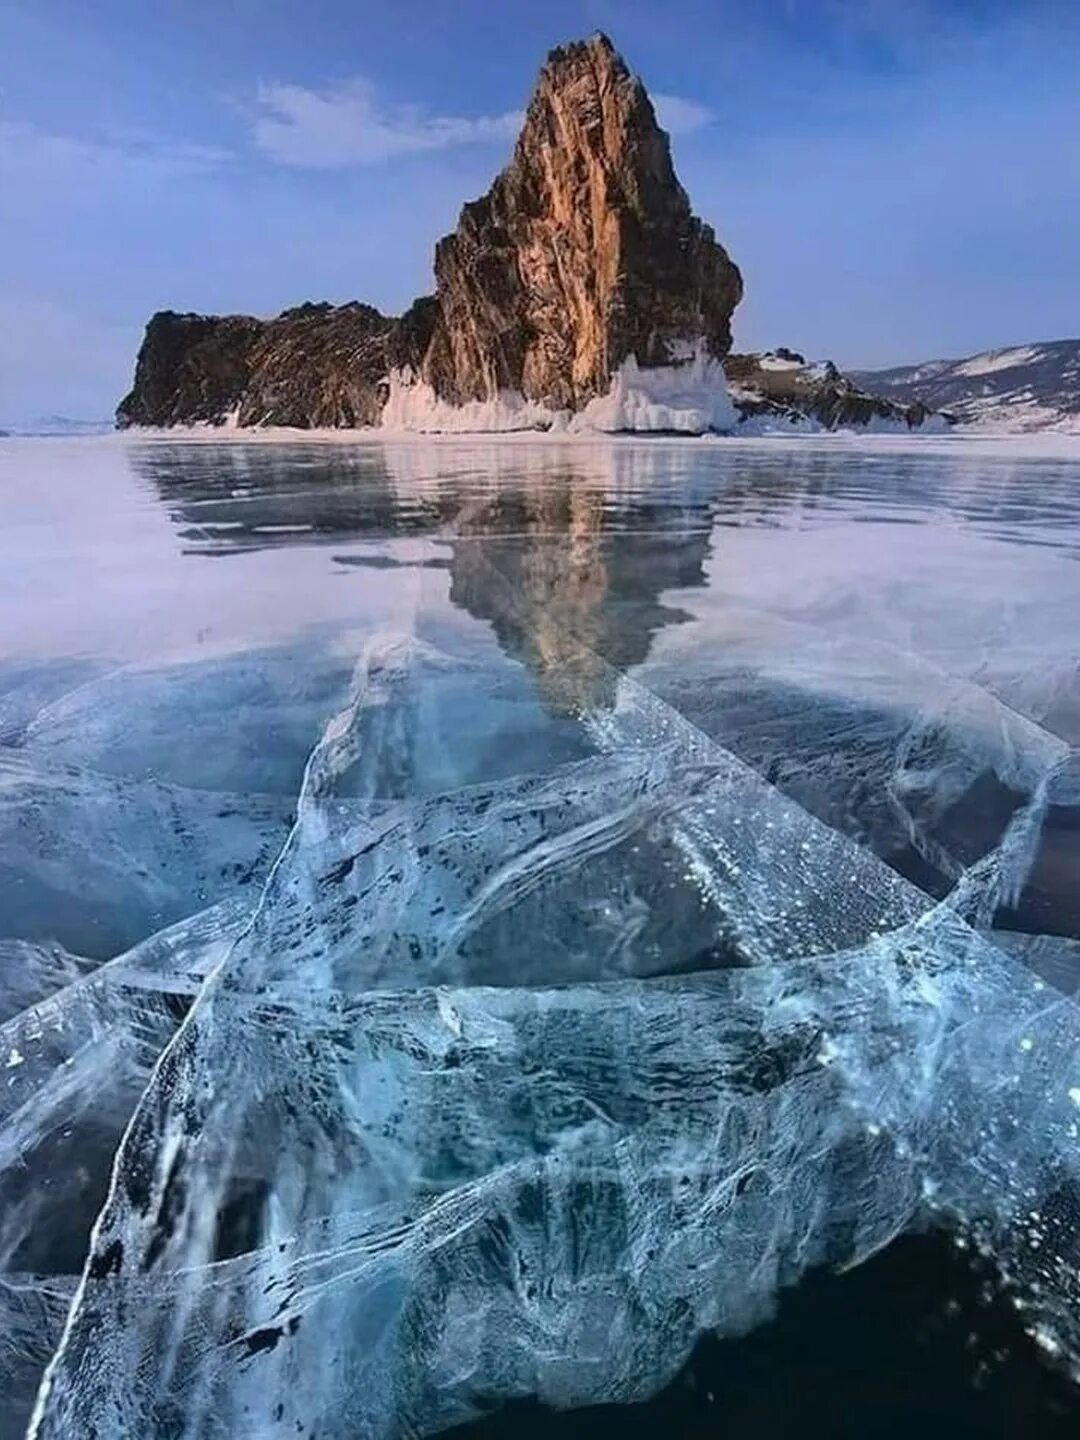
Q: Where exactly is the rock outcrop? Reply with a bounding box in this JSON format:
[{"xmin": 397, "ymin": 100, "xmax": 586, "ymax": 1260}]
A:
[
  {"xmin": 117, "ymin": 300, "xmax": 436, "ymax": 429},
  {"xmin": 117, "ymin": 33, "xmax": 942, "ymax": 436},
  {"xmin": 417, "ymin": 33, "xmax": 741, "ymax": 412},
  {"xmin": 725, "ymin": 351, "xmax": 945, "ymax": 432},
  {"xmin": 118, "ymin": 34, "xmax": 745, "ymax": 434}
]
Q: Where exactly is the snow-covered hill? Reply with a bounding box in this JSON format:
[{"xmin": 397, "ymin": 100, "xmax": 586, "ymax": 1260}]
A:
[{"xmin": 852, "ymin": 339, "xmax": 1080, "ymax": 433}]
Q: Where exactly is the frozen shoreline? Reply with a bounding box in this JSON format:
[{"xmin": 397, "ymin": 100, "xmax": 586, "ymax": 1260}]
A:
[{"xmin": 5, "ymin": 427, "xmax": 1080, "ymax": 461}]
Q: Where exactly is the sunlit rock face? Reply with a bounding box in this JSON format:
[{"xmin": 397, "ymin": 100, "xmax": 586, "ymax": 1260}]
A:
[
  {"xmin": 420, "ymin": 33, "xmax": 742, "ymax": 411},
  {"xmin": 116, "ymin": 35, "xmax": 743, "ymax": 433}
]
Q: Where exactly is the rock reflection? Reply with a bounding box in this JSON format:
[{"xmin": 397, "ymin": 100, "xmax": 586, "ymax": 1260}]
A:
[
  {"xmin": 134, "ymin": 439, "xmax": 717, "ymax": 713},
  {"xmin": 450, "ymin": 481, "xmax": 612, "ymax": 711},
  {"xmin": 433, "ymin": 455, "xmax": 714, "ymax": 714}
]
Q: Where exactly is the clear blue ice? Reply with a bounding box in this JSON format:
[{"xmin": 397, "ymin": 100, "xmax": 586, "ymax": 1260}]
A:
[{"xmin": 0, "ymin": 435, "xmax": 1078, "ymax": 1437}]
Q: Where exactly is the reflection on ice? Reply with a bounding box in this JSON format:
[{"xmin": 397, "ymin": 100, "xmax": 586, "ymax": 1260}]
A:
[{"xmin": 0, "ymin": 434, "xmax": 1078, "ymax": 1436}]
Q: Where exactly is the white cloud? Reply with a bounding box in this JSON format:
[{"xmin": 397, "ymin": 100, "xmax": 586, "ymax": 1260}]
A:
[
  {"xmin": 251, "ymin": 79, "xmax": 522, "ymax": 168},
  {"xmin": 250, "ymin": 77, "xmax": 714, "ymax": 168},
  {"xmin": 652, "ymin": 93, "xmax": 714, "ymax": 135}
]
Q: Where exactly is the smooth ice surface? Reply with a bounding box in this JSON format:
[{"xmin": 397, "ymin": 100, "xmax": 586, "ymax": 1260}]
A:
[{"xmin": 0, "ymin": 432, "xmax": 1079, "ymax": 1437}]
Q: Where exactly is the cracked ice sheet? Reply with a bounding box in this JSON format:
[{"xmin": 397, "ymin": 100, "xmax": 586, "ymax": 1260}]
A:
[
  {"xmin": 0, "ymin": 900, "xmax": 254, "ymax": 1424},
  {"xmin": 0, "ymin": 1275, "xmax": 75, "ymax": 1440},
  {"xmin": 27, "ymin": 908, "xmax": 1080, "ymax": 1436},
  {"xmin": 434, "ymin": 521, "xmax": 1073, "ymax": 935},
  {"xmin": 13, "ymin": 629, "xmax": 592, "ymax": 802},
  {"xmin": 0, "ymin": 574, "xmax": 598, "ymax": 1418},
  {"xmin": 634, "ymin": 620, "xmax": 1074, "ymax": 904},
  {"xmin": 27, "ymin": 550, "xmax": 1080, "ymax": 1439},
  {"xmin": 0, "ymin": 748, "xmax": 293, "ymax": 958},
  {"xmin": 462, "ymin": 530, "xmax": 1070, "ymax": 932},
  {"xmin": 630, "ymin": 594, "xmax": 1080, "ymax": 943}
]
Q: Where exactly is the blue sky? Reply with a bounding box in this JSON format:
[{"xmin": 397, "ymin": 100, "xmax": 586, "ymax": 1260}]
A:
[{"xmin": 2, "ymin": 0, "xmax": 1078, "ymax": 421}]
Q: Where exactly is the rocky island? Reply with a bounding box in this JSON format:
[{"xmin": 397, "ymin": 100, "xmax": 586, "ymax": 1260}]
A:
[{"xmin": 118, "ymin": 34, "xmax": 940, "ymax": 436}]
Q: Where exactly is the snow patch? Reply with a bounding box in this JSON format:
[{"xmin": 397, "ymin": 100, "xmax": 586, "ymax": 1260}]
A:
[
  {"xmin": 954, "ymin": 346, "xmax": 1042, "ymax": 378},
  {"xmin": 758, "ymin": 354, "xmax": 803, "ymax": 372},
  {"xmin": 908, "ymin": 360, "xmax": 952, "ymax": 382}
]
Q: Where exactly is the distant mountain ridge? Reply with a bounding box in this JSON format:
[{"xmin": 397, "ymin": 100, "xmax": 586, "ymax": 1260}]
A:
[
  {"xmin": 1, "ymin": 417, "xmax": 112, "ymax": 438},
  {"xmin": 853, "ymin": 340, "xmax": 1080, "ymax": 433}
]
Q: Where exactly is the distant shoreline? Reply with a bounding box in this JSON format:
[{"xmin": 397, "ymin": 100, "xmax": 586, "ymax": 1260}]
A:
[{"xmin": 5, "ymin": 427, "xmax": 1080, "ymax": 461}]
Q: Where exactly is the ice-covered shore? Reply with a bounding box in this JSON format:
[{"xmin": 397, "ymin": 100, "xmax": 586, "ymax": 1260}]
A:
[{"xmin": 381, "ymin": 351, "xmax": 741, "ymax": 435}]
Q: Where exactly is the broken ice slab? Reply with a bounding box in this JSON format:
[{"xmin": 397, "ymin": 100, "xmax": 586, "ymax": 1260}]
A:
[
  {"xmin": 460, "ymin": 519, "xmax": 1076, "ymax": 953},
  {"xmin": 633, "ymin": 618, "xmax": 1075, "ymax": 919},
  {"xmin": 278, "ymin": 626, "xmax": 592, "ymax": 801},
  {"xmin": 0, "ymin": 900, "xmax": 252, "ymax": 1426},
  {"xmin": 0, "ymin": 898, "xmax": 249, "ymax": 1178},
  {"xmin": 187, "ymin": 628, "xmax": 934, "ymax": 1002},
  {"xmin": 15, "ymin": 440, "xmax": 1080, "ymax": 1437},
  {"xmin": 990, "ymin": 931, "xmax": 1080, "ymax": 995},
  {"xmin": 13, "ymin": 629, "xmax": 593, "ymax": 803},
  {"xmin": 31, "ymin": 600, "xmax": 1080, "ymax": 1437},
  {"xmin": 0, "ymin": 659, "xmax": 108, "ymax": 749},
  {"xmin": 23, "ymin": 969, "xmax": 918, "ymax": 1438},
  {"xmin": 16, "ymin": 647, "xmax": 357, "ymax": 797},
  {"xmin": 0, "ymin": 900, "xmax": 249, "ymax": 1266},
  {"xmin": 30, "ymin": 913, "xmax": 1080, "ymax": 1440},
  {"xmin": 0, "ymin": 748, "xmax": 292, "ymax": 957},
  {"xmin": 0, "ymin": 940, "xmax": 93, "ymax": 1028},
  {"xmin": 205, "ymin": 734, "xmax": 928, "ymax": 999}
]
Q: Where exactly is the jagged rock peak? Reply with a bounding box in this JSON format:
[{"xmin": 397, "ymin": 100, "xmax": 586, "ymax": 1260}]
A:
[
  {"xmin": 418, "ymin": 32, "xmax": 743, "ymax": 410},
  {"xmin": 116, "ymin": 33, "xmax": 746, "ymax": 433}
]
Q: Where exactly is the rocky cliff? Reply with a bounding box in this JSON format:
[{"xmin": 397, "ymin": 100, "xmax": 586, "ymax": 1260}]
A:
[
  {"xmin": 725, "ymin": 350, "xmax": 945, "ymax": 433},
  {"xmin": 416, "ymin": 33, "xmax": 741, "ymax": 412},
  {"xmin": 118, "ymin": 34, "xmax": 746, "ymax": 433},
  {"xmin": 117, "ymin": 33, "xmax": 938, "ymax": 435},
  {"xmin": 117, "ymin": 299, "xmax": 436, "ymax": 429}
]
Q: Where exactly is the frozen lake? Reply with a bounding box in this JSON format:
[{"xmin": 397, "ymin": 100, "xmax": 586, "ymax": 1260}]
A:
[{"xmin": 2, "ymin": 432, "xmax": 1080, "ymax": 1438}]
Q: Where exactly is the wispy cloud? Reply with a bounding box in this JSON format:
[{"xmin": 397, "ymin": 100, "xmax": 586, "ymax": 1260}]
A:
[
  {"xmin": 652, "ymin": 93, "xmax": 714, "ymax": 135},
  {"xmin": 0, "ymin": 119, "xmax": 228, "ymax": 181},
  {"xmin": 251, "ymin": 79, "xmax": 522, "ymax": 168}
]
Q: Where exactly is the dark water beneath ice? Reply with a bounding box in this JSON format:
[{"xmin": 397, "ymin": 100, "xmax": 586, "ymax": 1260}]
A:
[{"xmin": 1, "ymin": 433, "xmax": 1079, "ymax": 1438}]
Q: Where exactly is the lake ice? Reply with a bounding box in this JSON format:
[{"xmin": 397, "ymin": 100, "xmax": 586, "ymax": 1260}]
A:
[{"xmin": 1, "ymin": 432, "xmax": 1079, "ymax": 1438}]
